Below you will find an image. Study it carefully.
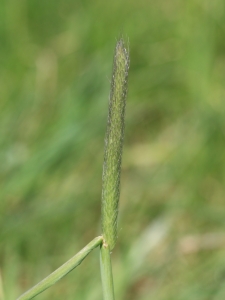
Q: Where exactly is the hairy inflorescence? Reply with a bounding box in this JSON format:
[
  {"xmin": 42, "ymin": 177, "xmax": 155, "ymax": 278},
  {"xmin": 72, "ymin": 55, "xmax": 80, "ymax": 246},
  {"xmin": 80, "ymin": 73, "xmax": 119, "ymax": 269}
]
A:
[{"xmin": 101, "ymin": 38, "xmax": 130, "ymax": 251}]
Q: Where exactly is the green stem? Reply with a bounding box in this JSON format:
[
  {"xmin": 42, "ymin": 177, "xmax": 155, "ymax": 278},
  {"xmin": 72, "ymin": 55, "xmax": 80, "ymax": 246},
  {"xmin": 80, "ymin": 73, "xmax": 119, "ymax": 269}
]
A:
[
  {"xmin": 17, "ymin": 236, "xmax": 103, "ymax": 300},
  {"xmin": 100, "ymin": 241, "xmax": 115, "ymax": 300}
]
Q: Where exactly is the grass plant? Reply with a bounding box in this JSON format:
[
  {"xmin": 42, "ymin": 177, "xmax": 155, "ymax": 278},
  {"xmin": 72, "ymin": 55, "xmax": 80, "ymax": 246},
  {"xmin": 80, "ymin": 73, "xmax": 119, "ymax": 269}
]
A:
[
  {"xmin": 16, "ymin": 38, "xmax": 129, "ymax": 300},
  {"xmin": 2, "ymin": 1, "xmax": 225, "ymax": 299}
]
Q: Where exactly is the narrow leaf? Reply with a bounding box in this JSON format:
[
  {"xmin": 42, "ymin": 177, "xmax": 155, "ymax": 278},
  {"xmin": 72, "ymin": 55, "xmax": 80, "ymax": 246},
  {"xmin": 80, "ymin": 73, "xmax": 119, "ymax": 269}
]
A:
[{"xmin": 16, "ymin": 236, "xmax": 103, "ymax": 300}]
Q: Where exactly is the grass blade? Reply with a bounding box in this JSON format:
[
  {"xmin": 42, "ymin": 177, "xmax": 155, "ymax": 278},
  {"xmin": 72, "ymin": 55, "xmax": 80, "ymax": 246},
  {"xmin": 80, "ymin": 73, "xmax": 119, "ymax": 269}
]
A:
[{"xmin": 16, "ymin": 236, "xmax": 103, "ymax": 300}]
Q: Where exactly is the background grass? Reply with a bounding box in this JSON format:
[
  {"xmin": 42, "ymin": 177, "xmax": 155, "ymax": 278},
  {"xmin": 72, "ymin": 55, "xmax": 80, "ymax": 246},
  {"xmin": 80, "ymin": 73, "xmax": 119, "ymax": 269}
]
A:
[{"xmin": 1, "ymin": 0, "xmax": 225, "ymax": 299}]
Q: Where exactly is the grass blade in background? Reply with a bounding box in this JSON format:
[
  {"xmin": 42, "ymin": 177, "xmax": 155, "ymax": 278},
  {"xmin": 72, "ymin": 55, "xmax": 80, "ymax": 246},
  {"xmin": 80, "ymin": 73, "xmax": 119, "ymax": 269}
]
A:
[{"xmin": 16, "ymin": 236, "xmax": 103, "ymax": 300}]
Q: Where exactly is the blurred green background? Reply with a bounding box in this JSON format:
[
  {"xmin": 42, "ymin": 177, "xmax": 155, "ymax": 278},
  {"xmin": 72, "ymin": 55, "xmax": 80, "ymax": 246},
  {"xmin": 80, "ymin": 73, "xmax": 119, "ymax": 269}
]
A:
[{"xmin": 1, "ymin": 0, "xmax": 225, "ymax": 299}]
